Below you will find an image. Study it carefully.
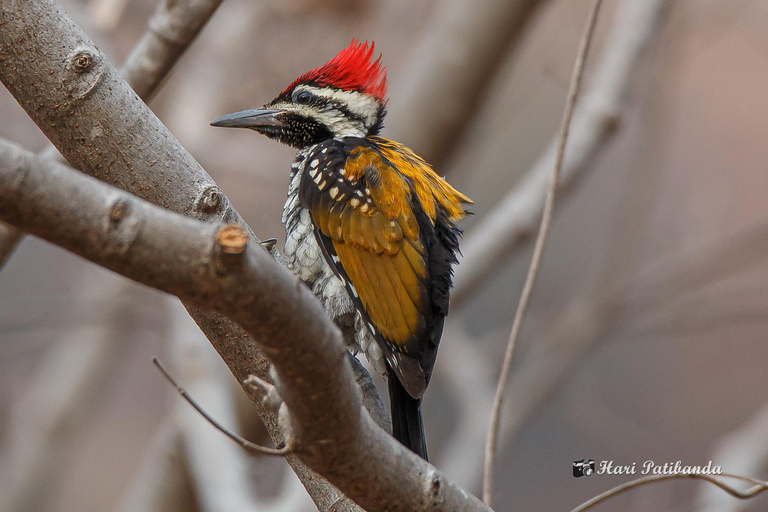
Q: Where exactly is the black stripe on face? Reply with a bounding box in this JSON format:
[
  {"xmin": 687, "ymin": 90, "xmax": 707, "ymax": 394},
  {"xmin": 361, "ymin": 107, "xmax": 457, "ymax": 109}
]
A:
[
  {"xmin": 309, "ymin": 95, "xmax": 368, "ymax": 126},
  {"xmin": 255, "ymin": 114, "xmax": 332, "ymax": 149}
]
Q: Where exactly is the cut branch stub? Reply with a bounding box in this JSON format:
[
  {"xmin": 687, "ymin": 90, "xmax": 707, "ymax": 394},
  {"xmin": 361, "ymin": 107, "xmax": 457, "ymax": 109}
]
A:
[
  {"xmin": 66, "ymin": 46, "xmax": 105, "ymax": 101},
  {"xmin": 193, "ymin": 184, "xmax": 227, "ymax": 216},
  {"xmin": 214, "ymin": 223, "xmax": 248, "ymax": 273}
]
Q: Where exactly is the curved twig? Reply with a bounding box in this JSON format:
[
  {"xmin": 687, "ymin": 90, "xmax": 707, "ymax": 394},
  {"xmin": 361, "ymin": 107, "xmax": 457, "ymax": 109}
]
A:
[
  {"xmin": 153, "ymin": 358, "xmax": 294, "ymax": 457},
  {"xmin": 482, "ymin": 0, "xmax": 604, "ymax": 505},
  {"xmin": 572, "ymin": 473, "xmax": 768, "ymax": 512}
]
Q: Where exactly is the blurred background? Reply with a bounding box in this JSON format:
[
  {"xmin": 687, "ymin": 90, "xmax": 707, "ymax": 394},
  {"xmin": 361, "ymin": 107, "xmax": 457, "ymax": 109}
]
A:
[{"xmin": 2, "ymin": 0, "xmax": 768, "ymax": 510}]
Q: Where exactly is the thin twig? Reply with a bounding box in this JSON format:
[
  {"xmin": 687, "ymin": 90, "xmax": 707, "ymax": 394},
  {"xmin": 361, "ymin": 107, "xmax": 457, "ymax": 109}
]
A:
[
  {"xmin": 153, "ymin": 358, "xmax": 293, "ymax": 457},
  {"xmin": 571, "ymin": 473, "xmax": 768, "ymax": 512},
  {"xmin": 481, "ymin": 0, "xmax": 604, "ymax": 505},
  {"xmin": 451, "ymin": 0, "xmax": 671, "ymax": 307}
]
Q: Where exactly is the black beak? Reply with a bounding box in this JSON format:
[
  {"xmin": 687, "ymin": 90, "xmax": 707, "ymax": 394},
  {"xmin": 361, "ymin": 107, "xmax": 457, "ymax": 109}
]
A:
[{"xmin": 210, "ymin": 108, "xmax": 284, "ymax": 128}]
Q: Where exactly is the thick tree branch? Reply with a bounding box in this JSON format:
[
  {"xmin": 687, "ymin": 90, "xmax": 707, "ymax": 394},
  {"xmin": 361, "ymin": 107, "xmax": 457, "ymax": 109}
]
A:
[
  {"xmin": 0, "ymin": 0, "xmax": 225, "ymax": 268},
  {"xmin": 0, "ymin": 138, "xmax": 491, "ymax": 512},
  {"xmin": 451, "ymin": 0, "xmax": 671, "ymax": 307},
  {"xmin": 0, "ymin": 3, "xmax": 382, "ymax": 508}
]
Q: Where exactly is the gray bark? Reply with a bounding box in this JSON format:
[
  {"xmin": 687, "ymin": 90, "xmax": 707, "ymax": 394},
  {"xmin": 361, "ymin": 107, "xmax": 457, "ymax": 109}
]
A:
[
  {"xmin": 0, "ymin": 0, "xmax": 225, "ymax": 268},
  {"xmin": 0, "ymin": 137, "xmax": 492, "ymax": 512},
  {"xmin": 0, "ymin": 2, "xmax": 381, "ymax": 509}
]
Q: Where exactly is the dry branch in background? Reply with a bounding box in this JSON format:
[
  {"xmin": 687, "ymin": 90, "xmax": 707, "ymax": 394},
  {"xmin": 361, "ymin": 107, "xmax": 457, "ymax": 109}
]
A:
[
  {"xmin": 120, "ymin": 0, "xmax": 225, "ymax": 101},
  {"xmin": 0, "ymin": 138, "xmax": 491, "ymax": 512},
  {"xmin": 1, "ymin": 276, "xmax": 140, "ymax": 512},
  {"xmin": 117, "ymin": 422, "xmax": 200, "ymax": 512},
  {"xmin": 482, "ymin": 0, "xmax": 604, "ymax": 505},
  {"xmin": 386, "ymin": 0, "xmax": 542, "ymax": 164},
  {"xmin": 451, "ymin": 0, "xmax": 672, "ymax": 307},
  {"xmin": 0, "ymin": 2, "xmax": 382, "ymax": 508}
]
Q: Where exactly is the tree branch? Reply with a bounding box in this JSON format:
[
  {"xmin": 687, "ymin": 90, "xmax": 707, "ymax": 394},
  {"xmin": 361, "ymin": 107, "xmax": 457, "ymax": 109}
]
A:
[
  {"xmin": 451, "ymin": 0, "xmax": 671, "ymax": 307},
  {"xmin": 0, "ymin": 138, "xmax": 491, "ymax": 512},
  {"xmin": 0, "ymin": 3, "xmax": 383, "ymax": 508},
  {"xmin": 0, "ymin": 0, "xmax": 225, "ymax": 268},
  {"xmin": 120, "ymin": 0, "xmax": 225, "ymax": 102}
]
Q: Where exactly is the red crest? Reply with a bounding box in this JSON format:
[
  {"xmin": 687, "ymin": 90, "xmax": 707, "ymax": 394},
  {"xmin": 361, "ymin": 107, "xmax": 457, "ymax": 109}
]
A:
[{"xmin": 285, "ymin": 40, "xmax": 387, "ymax": 102}]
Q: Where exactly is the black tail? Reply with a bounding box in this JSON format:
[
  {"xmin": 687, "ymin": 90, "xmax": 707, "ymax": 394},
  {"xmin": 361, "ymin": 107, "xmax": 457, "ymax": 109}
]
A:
[{"xmin": 387, "ymin": 365, "xmax": 428, "ymax": 460}]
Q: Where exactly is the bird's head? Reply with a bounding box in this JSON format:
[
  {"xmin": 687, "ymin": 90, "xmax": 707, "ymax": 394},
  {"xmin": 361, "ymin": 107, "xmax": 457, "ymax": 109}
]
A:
[{"xmin": 211, "ymin": 40, "xmax": 387, "ymax": 149}]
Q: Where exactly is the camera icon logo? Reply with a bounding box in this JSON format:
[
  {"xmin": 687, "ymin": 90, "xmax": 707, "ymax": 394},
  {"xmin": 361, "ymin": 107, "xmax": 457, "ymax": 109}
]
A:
[{"xmin": 573, "ymin": 459, "xmax": 595, "ymax": 478}]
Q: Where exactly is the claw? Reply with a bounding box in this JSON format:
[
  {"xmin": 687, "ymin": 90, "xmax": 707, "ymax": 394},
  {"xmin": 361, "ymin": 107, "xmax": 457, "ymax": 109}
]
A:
[{"xmin": 260, "ymin": 238, "xmax": 278, "ymax": 251}]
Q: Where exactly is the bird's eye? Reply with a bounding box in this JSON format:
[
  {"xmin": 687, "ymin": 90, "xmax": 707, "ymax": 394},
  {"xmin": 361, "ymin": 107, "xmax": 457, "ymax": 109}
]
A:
[{"xmin": 293, "ymin": 90, "xmax": 313, "ymax": 105}]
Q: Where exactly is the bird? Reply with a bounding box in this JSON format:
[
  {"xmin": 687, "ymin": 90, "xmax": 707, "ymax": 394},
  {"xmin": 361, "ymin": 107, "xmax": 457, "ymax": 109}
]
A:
[{"xmin": 211, "ymin": 40, "xmax": 470, "ymax": 460}]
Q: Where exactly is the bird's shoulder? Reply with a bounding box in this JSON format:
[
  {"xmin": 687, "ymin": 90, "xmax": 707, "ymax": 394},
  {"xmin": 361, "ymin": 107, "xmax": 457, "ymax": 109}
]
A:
[{"xmin": 299, "ymin": 136, "xmax": 470, "ymax": 228}]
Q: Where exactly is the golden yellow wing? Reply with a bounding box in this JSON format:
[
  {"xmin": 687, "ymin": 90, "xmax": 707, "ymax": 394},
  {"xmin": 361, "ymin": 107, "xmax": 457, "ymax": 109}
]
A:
[{"xmin": 298, "ymin": 137, "xmax": 469, "ymax": 397}]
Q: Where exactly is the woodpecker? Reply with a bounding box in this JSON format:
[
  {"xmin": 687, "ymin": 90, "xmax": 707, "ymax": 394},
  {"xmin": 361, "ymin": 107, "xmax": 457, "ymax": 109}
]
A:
[{"xmin": 212, "ymin": 40, "xmax": 470, "ymax": 460}]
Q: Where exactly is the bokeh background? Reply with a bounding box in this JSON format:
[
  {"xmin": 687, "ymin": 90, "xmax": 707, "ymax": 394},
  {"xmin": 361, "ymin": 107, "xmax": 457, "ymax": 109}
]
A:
[{"xmin": 2, "ymin": 0, "xmax": 768, "ymax": 511}]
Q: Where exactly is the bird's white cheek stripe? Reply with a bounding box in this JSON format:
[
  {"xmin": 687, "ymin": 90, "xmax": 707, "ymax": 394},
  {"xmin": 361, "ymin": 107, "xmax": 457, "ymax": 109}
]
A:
[{"xmin": 298, "ymin": 85, "xmax": 381, "ymax": 126}]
